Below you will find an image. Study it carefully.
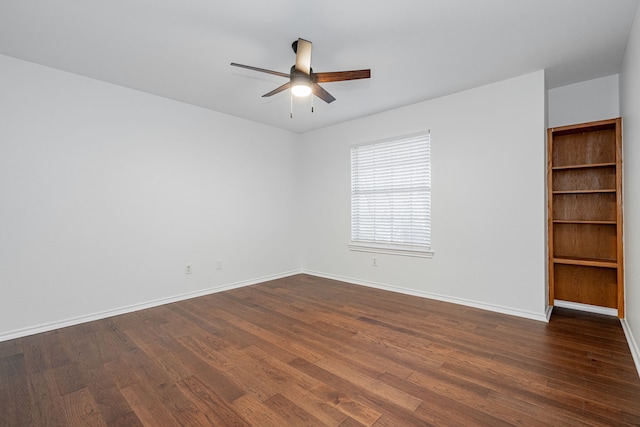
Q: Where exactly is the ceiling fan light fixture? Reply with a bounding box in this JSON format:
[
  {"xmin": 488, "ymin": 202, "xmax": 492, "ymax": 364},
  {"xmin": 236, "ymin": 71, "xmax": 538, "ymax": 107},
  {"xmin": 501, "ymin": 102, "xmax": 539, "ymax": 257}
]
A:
[
  {"xmin": 230, "ymin": 38, "xmax": 370, "ymax": 107},
  {"xmin": 291, "ymin": 83, "xmax": 312, "ymax": 97},
  {"xmin": 290, "ymin": 71, "xmax": 312, "ymax": 97}
]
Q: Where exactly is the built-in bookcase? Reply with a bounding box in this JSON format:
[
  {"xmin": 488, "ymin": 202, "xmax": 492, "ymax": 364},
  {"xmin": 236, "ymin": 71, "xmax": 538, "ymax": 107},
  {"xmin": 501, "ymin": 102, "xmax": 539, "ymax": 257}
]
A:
[{"xmin": 547, "ymin": 118, "xmax": 624, "ymax": 318}]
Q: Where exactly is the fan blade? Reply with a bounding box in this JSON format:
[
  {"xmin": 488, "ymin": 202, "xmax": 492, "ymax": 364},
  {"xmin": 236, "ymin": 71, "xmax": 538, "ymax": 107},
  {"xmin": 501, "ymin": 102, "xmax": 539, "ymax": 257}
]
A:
[
  {"xmin": 230, "ymin": 63, "xmax": 289, "ymax": 78},
  {"xmin": 314, "ymin": 69, "xmax": 371, "ymax": 83},
  {"xmin": 294, "ymin": 38, "xmax": 312, "ymax": 75},
  {"xmin": 312, "ymin": 83, "xmax": 336, "ymax": 103},
  {"xmin": 262, "ymin": 82, "xmax": 291, "ymax": 97}
]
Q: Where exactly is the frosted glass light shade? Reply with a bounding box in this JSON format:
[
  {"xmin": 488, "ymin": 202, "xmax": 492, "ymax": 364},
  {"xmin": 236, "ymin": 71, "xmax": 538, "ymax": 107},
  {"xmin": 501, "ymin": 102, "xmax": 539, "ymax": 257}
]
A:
[{"xmin": 291, "ymin": 84, "xmax": 312, "ymax": 97}]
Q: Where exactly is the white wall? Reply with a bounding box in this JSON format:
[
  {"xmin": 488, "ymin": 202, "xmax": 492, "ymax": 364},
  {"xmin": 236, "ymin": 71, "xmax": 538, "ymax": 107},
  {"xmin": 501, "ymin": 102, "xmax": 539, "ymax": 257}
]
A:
[
  {"xmin": 548, "ymin": 75, "xmax": 620, "ymax": 128},
  {"xmin": 0, "ymin": 55, "xmax": 301, "ymax": 340},
  {"xmin": 620, "ymin": 4, "xmax": 640, "ymax": 373},
  {"xmin": 300, "ymin": 71, "xmax": 548, "ymax": 320}
]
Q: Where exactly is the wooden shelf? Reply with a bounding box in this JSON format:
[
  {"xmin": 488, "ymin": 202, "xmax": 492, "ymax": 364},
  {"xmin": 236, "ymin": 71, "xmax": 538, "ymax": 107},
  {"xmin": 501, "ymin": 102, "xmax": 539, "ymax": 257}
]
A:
[
  {"xmin": 552, "ymin": 162, "xmax": 616, "ymax": 170},
  {"xmin": 552, "ymin": 189, "xmax": 616, "ymax": 194},
  {"xmin": 553, "ymin": 219, "xmax": 616, "ymax": 225},
  {"xmin": 553, "ymin": 256, "xmax": 618, "ymax": 269},
  {"xmin": 548, "ymin": 117, "xmax": 623, "ymax": 318}
]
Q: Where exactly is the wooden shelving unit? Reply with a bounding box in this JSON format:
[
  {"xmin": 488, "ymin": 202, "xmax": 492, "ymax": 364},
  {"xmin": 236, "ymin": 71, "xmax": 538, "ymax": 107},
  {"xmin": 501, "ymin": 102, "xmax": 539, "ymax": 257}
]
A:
[{"xmin": 547, "ymin": 118, "xmax": 624, "ymax": 318}]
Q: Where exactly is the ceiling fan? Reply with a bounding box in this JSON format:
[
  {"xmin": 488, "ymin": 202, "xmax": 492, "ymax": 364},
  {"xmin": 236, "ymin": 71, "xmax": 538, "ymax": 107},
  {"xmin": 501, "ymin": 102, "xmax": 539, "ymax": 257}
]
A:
[{"xmin": 230, "ymin": 38, "xmax": 371, "ymax": 107}]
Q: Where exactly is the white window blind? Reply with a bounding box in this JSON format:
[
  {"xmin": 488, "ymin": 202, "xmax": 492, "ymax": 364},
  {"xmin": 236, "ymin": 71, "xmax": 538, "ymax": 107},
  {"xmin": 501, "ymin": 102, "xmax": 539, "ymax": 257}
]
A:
[{"xmin": 350, "ymin": 132, "xmax": 431, "ymax": 256}]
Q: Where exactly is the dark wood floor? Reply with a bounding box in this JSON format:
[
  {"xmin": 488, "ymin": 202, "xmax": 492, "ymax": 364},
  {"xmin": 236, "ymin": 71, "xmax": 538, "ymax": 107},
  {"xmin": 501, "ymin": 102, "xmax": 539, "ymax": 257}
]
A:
[{"xmin": 1, "ymin": 274, "xmax": 639, "ymax": 426}]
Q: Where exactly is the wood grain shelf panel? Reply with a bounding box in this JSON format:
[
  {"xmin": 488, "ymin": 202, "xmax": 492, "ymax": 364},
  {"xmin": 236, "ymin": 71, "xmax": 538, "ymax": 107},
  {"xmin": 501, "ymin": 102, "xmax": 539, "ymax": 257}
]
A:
[
  {"xmin": 552, "ymin": 189, "xmax": 616, "ymax": 194},
  {"xmin": 552, "ymin": 162, "xmax": 616, "ymax": 170},
  {"xmin": 553, "ymin": 256, "xmax": 618, "ymax": 268},
  {"xmin": 553, "ymin": 219, "xmax": 616, "ymax": 225},
  {"xmin": 553, "ymin": 265, "xmax": 618, "ymax": 308},
  {"xmin": 552, "ymin": 192, "xmax": 616, "ymax": 223}
]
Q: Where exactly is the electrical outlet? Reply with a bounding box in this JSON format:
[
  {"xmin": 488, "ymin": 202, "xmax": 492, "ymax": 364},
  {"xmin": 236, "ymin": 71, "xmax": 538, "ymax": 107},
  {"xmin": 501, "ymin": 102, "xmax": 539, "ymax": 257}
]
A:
[
  {"xmin": 372, "ymin": 257, "xmax": 377, "ymax": 267},
  {"xmin": 185, "ymin": 263, "xmax": 193, "ymax": 275},
  {"xmin": 216, "ymin": 259, "xmax": 222, "ymax": 270}
]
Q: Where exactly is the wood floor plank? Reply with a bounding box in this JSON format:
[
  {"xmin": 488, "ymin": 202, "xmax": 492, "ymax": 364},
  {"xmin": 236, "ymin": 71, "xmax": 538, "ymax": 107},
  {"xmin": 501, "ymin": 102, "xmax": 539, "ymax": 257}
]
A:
[
  {"xmin": 308, "ymin": 381, "xmax": 382, "ymax": 426},
  {"xmin": 0, "ymin": 338, "xmax": 22, "ymax": 359},
  {"xmin": 437, "ymin": 345, "xmax": 631, "ymax": 425},
  {"xmin": 61, "ymin": 387, "xmax": 106, "ymax": 427},
  {"xmin": 26, "ymin": 369, "xmax": 69, "ymax": 426},
  {"xmin": 232, "ymin": 393, "xmax": 294, "ymax": 427},
  {"xmin": 118, "ymin": 373, "xmax": 189, "ymax": 426},
  {"xmin": 221, "ymin": 307, "xmax": 327, "ymax": 363},
  {"xmin": 175, "ymin": 375, "xmax": 250, "ymax": 426},
  {"xmin": 378, "ymin": 372, "xmax": 491, "ymax": 427},
  {"xmin": 264, "ymin": 392, "xmax": 327, "ymax": 427},
  {"xmin": 53, "ymin": 361, "xmax": 86, "ymax": 396},
  {"xmin": 485, "ymin": 391, "xmax": 600, "ymax": 427},
  {"xmin": 313, "ymin": 356, "xmax": 423, "ymax": 412},
  {"xmin": 22, "ymin": 335, "xmax": 47, "ymax": 375},
  {"xmin": 1, "ymin": 274, "xmax": 639, "ymax": 426},
  {"xmin": 278, "ymin": 383, "xmax": 351, "ymax": 426},
  {"xmin": 0, "ymin": 353, "xmax": 31, "ymax": 426},
  {"xmin": 119, "ymin": 384, "xmax": 177, "ymax": 427}
]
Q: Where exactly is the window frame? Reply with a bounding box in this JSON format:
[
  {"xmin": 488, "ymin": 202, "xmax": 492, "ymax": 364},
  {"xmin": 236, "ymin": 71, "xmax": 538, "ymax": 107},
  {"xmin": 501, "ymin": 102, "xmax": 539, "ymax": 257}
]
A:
[{"xmin": 349, "ymin": 131, "xmax": 433, "ymax": 258}]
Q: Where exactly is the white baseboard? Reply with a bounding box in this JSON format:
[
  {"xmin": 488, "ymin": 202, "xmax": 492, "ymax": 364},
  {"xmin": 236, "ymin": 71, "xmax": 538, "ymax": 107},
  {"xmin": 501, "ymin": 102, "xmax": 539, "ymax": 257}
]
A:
[
  {"xmin": 0, "ymin": 269, "xmax": 302, "ymax": 343},
  {"xmin": 545, "ymin": 305, "xmax": 554, "ymax": 322},
  {"xmin": 621, "ymin": 319, "xmax": 640, "ymax": 379},
  {"xmin": 302, "ymin": 270, "xmax": 550, "ymax": 323},
  {"xmin": 553, "ymin": 300, "xmax": 619, "ymax": 317}
]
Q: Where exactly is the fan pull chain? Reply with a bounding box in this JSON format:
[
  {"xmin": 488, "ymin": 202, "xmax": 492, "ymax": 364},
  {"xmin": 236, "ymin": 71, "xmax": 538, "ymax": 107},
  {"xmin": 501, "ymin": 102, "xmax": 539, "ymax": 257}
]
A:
[
  {"xmin": 290, "ymin": 94, "xmax": 293, "ymax": 118},
  {"xmin": 311, "ymin": 93, "xmax": 314, "ymax": 113}
]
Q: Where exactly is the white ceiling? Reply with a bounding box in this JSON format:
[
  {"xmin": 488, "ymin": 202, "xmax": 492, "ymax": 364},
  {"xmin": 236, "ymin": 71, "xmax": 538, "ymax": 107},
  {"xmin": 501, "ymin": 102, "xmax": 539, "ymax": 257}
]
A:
[{"xmin": 0, "ymin": 0, "xmax": 638, "ymax": 133}]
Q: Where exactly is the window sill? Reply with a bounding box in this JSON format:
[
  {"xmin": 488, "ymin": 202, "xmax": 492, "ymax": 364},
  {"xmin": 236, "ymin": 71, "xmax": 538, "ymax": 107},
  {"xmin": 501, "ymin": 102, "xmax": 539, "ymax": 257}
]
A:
[{"xmin": 349, "ymin": 244, "xmax": 434, "ymax": 259}]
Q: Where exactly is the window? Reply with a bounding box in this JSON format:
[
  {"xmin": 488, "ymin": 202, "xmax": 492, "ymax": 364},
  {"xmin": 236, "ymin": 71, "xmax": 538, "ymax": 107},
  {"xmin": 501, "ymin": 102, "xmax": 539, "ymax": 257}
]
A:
[{"xmin": 350, "ymin": 132, "xmax": 432, "ymax": 257}]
